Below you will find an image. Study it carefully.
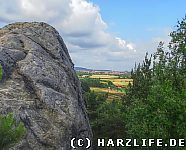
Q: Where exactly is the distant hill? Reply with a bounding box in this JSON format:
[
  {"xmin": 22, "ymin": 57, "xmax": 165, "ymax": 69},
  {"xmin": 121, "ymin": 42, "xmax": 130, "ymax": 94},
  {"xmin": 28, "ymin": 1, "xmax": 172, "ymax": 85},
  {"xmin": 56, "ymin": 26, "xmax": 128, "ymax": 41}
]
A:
[
  {"xmin": 74, "ymin": 66, "xmax": 132, "ymax": 73},
  {"xmin": 74, "ymin": 67, "xmax": 112, "ymax": 72},
  {"xmin": 74, "ymin": 67, "xmax": 92, "ymax": 71}
]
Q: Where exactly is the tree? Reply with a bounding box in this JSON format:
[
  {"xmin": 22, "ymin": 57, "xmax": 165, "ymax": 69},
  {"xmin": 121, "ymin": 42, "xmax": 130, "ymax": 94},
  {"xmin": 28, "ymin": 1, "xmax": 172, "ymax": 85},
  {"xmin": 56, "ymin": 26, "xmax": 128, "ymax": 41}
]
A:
[
  {"xmin": 124, "ymin": 17, "xmax": 186, "ymax": 150},
  {"xmin": 80, "ymin": 78, "xmax": 107, "ymax": 88},
  {"xmin": 80, "ymin": 79, "xmax": 125, "ymax": 150},
  {"xmin": 0, "ymin": 113, "xmax": 26, "ymax": 149},
  {"xmin": 80, "ymin": 79, "xmax": 90, "ymax": 93},
  {"xmin": 107, "ymin": 81, "xmax": 116, "ymax": 89}
]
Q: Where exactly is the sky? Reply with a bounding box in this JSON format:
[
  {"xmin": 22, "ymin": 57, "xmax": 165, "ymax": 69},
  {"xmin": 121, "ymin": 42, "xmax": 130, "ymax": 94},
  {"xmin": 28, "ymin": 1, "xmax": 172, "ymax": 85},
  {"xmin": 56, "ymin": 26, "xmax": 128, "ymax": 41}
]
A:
[{"xmin": 0, "ymin": 0, "xmax": 186, "ymax": 71}]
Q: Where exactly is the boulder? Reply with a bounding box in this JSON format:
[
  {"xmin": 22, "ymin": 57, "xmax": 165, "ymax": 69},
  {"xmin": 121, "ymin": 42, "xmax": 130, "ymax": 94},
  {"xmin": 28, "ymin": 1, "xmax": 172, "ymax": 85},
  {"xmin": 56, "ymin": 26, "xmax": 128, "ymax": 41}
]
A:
[{"xmin": 0, "ymin": 22, "xmax": 92, "ymax": 150}]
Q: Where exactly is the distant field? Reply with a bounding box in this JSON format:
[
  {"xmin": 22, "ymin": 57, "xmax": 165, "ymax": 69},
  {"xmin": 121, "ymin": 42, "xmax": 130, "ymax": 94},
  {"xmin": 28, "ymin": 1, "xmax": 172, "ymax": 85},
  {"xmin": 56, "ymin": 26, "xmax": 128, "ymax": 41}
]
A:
[
  {"xmin": 90, "ymin": 74, "xmax": 119, "ymax": 79},
  {"xmin": 102, "ymin": 78, "xmax": 133, "ymax": 86},
  {"xmin": 90, "ymin": 87, "xmax": 124, "ymax": 101},
  {"xmin": 79, "ymin": 73, "xmax": 132, "ymax": 100},
  {"xmin": 89, "ymin": 74, "xmax": 133, "ymax": 86}
]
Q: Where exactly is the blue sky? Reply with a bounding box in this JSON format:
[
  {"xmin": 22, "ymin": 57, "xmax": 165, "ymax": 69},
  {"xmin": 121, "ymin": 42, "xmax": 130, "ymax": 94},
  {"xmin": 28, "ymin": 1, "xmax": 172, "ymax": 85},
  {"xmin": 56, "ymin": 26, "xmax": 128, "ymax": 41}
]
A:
[
  {"xmin": 0, "ymin": 0, "xmax": 185, "ymax": 71},
  {"xmin": 91, "ymin": 0, "xmax": 186, "ymax": 40}
]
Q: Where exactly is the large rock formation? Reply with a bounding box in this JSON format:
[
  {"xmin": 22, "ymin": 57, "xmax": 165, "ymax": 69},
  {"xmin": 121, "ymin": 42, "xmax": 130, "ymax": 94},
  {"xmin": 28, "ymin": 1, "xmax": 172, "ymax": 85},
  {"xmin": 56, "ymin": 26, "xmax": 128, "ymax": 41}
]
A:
[{"xmin": 0, "ymin": 22, "xmax": 92, "ymax": 150}]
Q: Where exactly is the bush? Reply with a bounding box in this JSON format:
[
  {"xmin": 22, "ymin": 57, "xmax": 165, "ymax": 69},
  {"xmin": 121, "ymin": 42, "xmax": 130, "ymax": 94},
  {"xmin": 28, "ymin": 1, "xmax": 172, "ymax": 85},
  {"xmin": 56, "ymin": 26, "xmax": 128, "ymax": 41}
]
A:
[{"xmin": 0, "ymin": 113, "xmax": 26, "ymax": 149}]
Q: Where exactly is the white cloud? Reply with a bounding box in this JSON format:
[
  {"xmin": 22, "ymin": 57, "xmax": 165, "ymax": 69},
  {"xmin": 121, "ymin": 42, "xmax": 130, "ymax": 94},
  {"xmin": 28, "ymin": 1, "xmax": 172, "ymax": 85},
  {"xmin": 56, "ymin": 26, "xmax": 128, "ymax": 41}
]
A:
[
  {"xmin": 115, "ymin": 37, "xmax": 136, "ymax": 51},
  {"xmin": 0, "ymin": 0, "xmax": 144, "ymax": 70},
  {"xmin": 116, "ymin": 37, "xmax": 126, "ymax": 48},
  {"xmin": 61, "ymin": 0, "xmax": 107, "ymax": 36}
]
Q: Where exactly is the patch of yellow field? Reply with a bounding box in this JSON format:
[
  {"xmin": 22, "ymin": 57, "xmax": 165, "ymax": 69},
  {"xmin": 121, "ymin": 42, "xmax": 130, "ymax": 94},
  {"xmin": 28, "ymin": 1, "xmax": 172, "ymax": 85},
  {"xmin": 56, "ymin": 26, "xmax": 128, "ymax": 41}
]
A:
[
  {"xmin": 90, "ymin": 74, "xmax": 119, "ymax": 79},
  {"xmin": 89, "ymin": 74, "xmax": 133, "ymax": 86},
  {"xmin": 101, "ymin": 78, "xmax": 133, "ymax": 86}
]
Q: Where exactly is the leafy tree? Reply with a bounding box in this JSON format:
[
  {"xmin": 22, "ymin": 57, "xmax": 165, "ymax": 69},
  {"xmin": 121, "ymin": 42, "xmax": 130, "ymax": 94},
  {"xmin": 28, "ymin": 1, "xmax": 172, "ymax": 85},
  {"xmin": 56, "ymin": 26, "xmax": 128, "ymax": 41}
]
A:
[
  {"xmin": 94, "ymin": 100, "xmax": 125, "ymax": 139},
  {"xmin": 80, "ymin": 80, "xmax": 125, "ymax": 150},
  {"xmin": 84, "ymin": 91, "xmax": 107, "ymax": 121},
  {"xmin": 107, "ymin": 81, "xmax": 116, "ymax": 89},
  {"xmin": 0, "ymin": 113, "xmax": 26, "ymax": 150},
  {"xmin": 80, "ymin": 78, "xmax": 107, "ymax": 88},
  {"xmin": 89, "ymin": 99, "xmax": 125, "ymax": 150},
  {"xmin": 124, "ymin": 18, "xmax": 186, "ymax": 150},
  {"xmin": 80, "ymin": 79, "xmax": 91, "ymax": 93}
]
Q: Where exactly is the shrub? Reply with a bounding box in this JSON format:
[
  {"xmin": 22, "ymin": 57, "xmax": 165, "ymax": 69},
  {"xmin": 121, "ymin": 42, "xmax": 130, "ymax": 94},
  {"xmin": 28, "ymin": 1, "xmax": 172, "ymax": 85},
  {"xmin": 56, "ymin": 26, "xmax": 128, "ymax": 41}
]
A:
[{"xmin": 0, "ymin": 113, "xmax": 26, "ymax": 149}]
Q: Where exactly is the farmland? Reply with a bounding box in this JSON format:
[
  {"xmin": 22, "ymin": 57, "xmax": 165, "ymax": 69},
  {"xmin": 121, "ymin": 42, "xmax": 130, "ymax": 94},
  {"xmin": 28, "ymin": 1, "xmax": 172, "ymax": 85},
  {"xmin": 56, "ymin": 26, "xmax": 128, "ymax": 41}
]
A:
[
  {"xmin": 89, "ymin": 74, "xmax": 132, "ymax": 86},
  {"xmin": 78, "ymin": 73, "xmax": 132, "ymax": 100}
]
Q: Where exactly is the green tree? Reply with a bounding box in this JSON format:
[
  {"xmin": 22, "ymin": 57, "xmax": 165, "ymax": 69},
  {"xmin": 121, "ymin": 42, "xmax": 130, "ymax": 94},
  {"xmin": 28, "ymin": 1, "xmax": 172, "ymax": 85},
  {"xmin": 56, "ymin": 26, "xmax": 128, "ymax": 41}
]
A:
[
  {"xmin": 81, "ymin": 79, "xmax": 90, "ymax": 93},
  {"xmin": 107, "ymin": 81, "xmax": 116, "ymax": 89},
  {"xmin": 80, "ymin": 78, "xmax": 107, "ymax": 88},
  {"xmin": 0, "ymin": 113, "xmax": 26, "ymax": 150},
  {"xmin": 90, "ymin": 100, "xmax": 125, "ymax": 150},
  {"xmin": 80, "ymin": 80, "xmax": 125, "ymax": 150},
  {"xmin": 124, "ymin": 18, "xmax": 186, "ymax": 150}
]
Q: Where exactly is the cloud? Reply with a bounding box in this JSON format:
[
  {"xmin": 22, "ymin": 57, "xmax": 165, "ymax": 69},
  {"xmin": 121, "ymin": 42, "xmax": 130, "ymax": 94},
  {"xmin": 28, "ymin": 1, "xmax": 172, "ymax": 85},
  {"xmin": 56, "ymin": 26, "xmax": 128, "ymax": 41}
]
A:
[
  {"xmin": 0, "ymin": 0, "xmax": 142, "ymax": 70},
  {"xmin": 61, "ymin": 0, "xmax": 107, "ymax": 37},
  {"xmin": 0, "ymin": 0, "xmax": 71, "ymax": 22},
  {"xmin": 115, "ymin": 37, "xmax": 135, "ymax": 50}
]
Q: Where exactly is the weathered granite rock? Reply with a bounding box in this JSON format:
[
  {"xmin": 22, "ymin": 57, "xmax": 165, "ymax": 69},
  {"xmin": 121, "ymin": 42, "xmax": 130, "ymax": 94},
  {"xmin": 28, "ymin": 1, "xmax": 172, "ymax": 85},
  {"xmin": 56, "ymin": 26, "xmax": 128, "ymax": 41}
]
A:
[{"xmin": 0, "ymin": 22, "xmax": 92, "ymax": 150}]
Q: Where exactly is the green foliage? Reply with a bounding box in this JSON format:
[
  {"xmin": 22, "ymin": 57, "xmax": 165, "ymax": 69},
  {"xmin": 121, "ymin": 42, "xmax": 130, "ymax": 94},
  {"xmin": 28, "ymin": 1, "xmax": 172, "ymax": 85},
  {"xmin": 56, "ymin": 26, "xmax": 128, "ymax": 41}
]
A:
[
  {"xmin": 93, "ymin": 100, "xmax": 125, "ymax": 138},
  {"xmin": 81, "ymin": 79, "xmax": 91, "ymax": 93},
  {"xmin": 0, "ymin": 64, "xmax": 2, "ymax": 80},
  {"xmin": 80, "ymin": 78, "xmax": 108, "ymax": 88},
  {"xmin": 80, "ymin": 78, "xmax": 117, "ymax": 91},
  {"xmin": 107, "ymin": 81, "xmax": 116, "ymax": 89},
  {"xmin": 81, "ymin": 82, "xmax": 125, "ymax": 150},
  {"xmin": 92, "ymin": 100, "xmax": 125, "ymax": 150},
  {"xmin": 124, "ymin": 18, "xmax": 186, "ymax": 150},
  {"xmin": 76, "ymin": 71, "xmax": 90, "ymax": 77},
  {"xmin": 0, "ymin": 113, "xmax": 26, "ymax": 150},
  {"xmin": 84, "ymin": 91, "xmax": 108, "ymax": 121}
]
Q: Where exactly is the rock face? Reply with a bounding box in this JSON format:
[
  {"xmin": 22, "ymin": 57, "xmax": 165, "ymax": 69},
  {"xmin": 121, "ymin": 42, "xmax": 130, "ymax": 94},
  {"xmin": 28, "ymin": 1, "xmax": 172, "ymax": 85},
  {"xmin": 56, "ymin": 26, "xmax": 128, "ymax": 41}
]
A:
[{"xmin": 0, "ymin": 22, "xmax": 92, "ymax": 150}]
